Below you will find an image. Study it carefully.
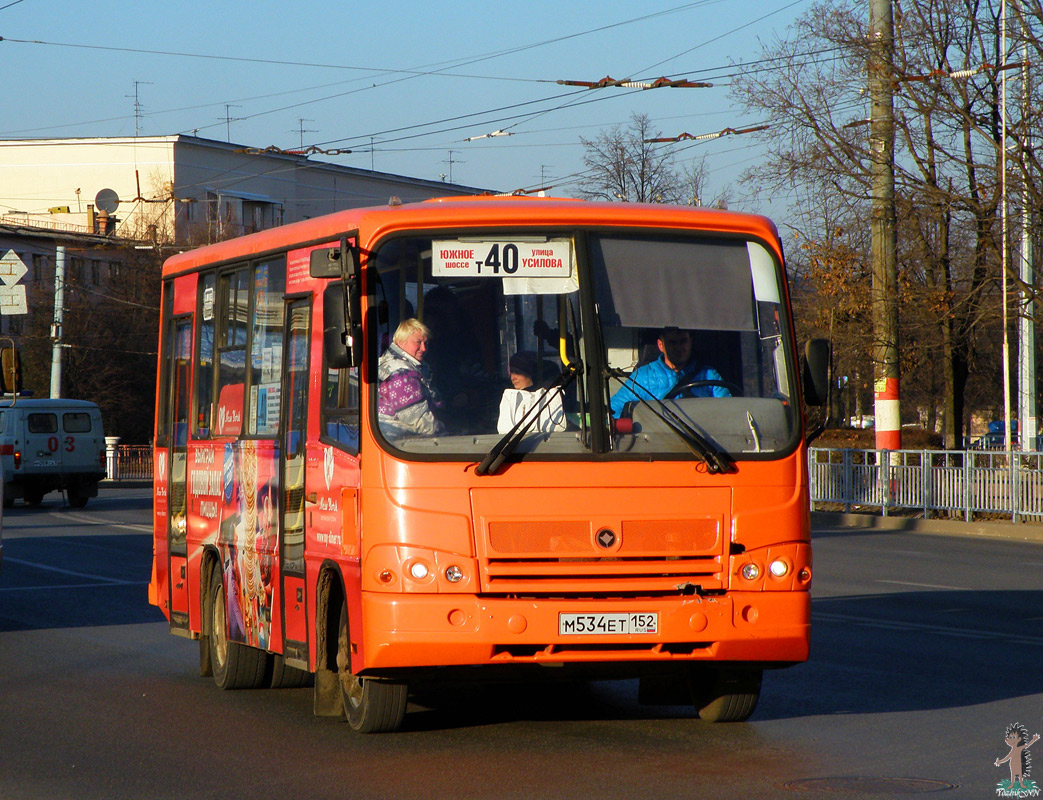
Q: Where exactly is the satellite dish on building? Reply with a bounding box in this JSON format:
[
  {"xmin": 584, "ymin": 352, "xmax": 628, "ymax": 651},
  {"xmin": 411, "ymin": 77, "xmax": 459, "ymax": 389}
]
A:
[{"xmin": 95, "ymin": 189, "xmax": 120, "ymax": 214}]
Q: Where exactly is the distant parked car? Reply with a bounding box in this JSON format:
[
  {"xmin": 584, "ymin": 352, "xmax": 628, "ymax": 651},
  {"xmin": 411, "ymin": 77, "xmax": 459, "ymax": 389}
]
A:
[{"xmin": 969, "ymin": 431, "xmax": 1018, "ymax": 450}]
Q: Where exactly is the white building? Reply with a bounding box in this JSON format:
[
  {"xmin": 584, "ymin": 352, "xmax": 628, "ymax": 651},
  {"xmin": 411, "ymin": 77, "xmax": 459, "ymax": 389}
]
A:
[{"xmin": 0, "ymin": 135, "xmax": 483, "ymax": 245}]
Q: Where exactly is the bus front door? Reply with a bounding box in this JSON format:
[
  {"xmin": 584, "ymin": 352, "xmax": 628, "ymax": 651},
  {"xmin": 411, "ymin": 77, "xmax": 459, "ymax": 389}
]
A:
[
  {"xmin": 280, "ymin": 299, "xmax": 311, "ymax": 668},
  {"xmin": 166, "ymin": 318, "xmax": 193, "ymax": 632}
]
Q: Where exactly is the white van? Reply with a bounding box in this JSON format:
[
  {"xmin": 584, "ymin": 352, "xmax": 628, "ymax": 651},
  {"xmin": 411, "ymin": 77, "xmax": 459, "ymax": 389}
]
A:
[{"xmin": 0, "ymin": 399, "xmax": 106, "ymax": 508}]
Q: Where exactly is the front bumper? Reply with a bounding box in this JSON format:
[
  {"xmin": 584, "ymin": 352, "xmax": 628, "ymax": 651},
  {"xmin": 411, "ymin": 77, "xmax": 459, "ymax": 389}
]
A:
[{"xmin": 358, "ymin": 590, "xmax": 810, "ymax": 673}]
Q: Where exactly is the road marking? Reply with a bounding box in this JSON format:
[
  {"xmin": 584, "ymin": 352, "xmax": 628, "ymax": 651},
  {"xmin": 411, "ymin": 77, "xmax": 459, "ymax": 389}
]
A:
[
  {"xmin": 876, "ymin": 579, "xmax": 970, "ymax": 591},
  {"xmin": 1, "ymin": 581, "xmax": 146, "ymax": 591},
  {"xmin": 0, "ymin": 556, "xmax": 140, "ymax": 585},
  {"xmin": 46, "ymin": 509, "xmax": 151, "ymax": 533},
  {"xmin": 814, "ymin": 610, "xmax": 1043, "ymax": 648}
]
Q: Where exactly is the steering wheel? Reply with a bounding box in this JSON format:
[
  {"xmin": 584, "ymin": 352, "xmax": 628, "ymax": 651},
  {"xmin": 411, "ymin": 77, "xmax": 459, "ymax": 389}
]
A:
[{"xmin": 665, "ymin": 379, "xmax": 741, "ymax": 399}]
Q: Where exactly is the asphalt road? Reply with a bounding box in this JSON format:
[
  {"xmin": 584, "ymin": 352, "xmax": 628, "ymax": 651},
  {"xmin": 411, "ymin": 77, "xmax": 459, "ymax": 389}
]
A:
[{"xmin": 0, "ymin": 488, "xmax": 1039, "ymax": 799}]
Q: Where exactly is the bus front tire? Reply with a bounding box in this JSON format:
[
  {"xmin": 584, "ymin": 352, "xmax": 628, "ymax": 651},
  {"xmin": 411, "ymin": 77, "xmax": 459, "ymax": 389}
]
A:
[
  {"xmin": 337, "ymin": 601, "xmax": 407, "ymax": 733},
  {"xmin": 690, "ymin": 667, "xmax": 762, "ymax": 723},
  {"xmin": 208, "ymin": 569, "xmax": 268, "ymax": 690}
]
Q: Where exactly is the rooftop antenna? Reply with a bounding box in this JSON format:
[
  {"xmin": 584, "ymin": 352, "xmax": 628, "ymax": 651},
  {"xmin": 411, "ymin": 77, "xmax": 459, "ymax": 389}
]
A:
[
  {"xmin": 222, "ymin": 104, "xmax": 242, "ymax": 143},
  {"xmin": 443, "ymin": 150, "xmax": 464, "ymax": 184},
  {"xmin": 292, "ymin": 118, "xmax": 316, "ymax": 152},
  {"xmin": 127, "ymin": 81, "xmax": 153, "ymax": 137}
]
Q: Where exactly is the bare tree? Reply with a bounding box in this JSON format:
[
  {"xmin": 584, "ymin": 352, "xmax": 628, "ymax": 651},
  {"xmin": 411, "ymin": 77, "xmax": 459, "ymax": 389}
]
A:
[
  {"xmin": 578, "ymin": 113, "xmax": 681, "ymax": 202},
  {"xmin": 731, "ymin": 0, "xmax": 1031, "ymax": 446}
]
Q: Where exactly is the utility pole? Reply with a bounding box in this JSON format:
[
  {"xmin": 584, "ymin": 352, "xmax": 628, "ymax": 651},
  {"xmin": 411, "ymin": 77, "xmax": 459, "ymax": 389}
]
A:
[
  {"xmin": 1019, "ymin": 42, "xmax": 1037, "ymax": 450},
  {"xmin": 50, "ymin": 246, "xmax": 66, "ymax": 399},
  {"xmin": 869, "ymin": 0, "xmax": 900, "ymax": 450}
]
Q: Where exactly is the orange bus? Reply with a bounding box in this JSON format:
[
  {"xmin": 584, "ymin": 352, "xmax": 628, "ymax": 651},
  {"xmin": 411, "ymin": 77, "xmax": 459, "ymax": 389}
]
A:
[{"xmin": 149, "ymin": 196, "xmax": 826, "ymax": 732}]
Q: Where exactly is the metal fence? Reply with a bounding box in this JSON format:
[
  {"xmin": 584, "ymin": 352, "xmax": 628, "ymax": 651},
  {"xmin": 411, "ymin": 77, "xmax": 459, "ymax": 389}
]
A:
[
  {"xmin": 809, "ymin": 447, "xmax": 1043, "ymax": 523},
  {"xmin": 105, "ymin": 443, "xmax": 1043, "ymax": 523},
  {"xmin": 107, "ymin": 445, "xmax": 153, "ymax": 481}
]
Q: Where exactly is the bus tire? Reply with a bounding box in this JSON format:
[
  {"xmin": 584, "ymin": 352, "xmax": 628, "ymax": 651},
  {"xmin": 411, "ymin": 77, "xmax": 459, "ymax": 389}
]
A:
[
  {"xmin": 24, "ymin": 488, "xmax": 43, "ymax": 507},
  {"xmin": 337, "ymin": 600, "xmax": 407, "ymax": 733},
  {"xmin": 270, "ymin": 654, "xmax": 312, "ymax": 689},
  {"xmin": 67, "ymin": 490, "xmax": 89, "ymax": 508},
  {"xmin": 208, "ymin": 568, "xmax": 269, "ymax": 690},
  {"xmin": 691, "ymin": 667, "xmax": 762, "ymax": 723}
]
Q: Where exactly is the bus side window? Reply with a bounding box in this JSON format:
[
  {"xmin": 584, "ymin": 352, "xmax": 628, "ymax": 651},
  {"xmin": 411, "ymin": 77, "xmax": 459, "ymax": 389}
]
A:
[
  {"xmin": 248, "ymin": 258, "xmax": 286, "ymax": 437},
  {"xmin": 323, "ymin": 363, "xmax": 359, "ymax": 454},
  {"xmin": 194, "ymin": 273, "xmax": 216, "ymax": 439},
  {"xmin": 214, "ymin": 268, "xmax": 249, "ymax": 437}
]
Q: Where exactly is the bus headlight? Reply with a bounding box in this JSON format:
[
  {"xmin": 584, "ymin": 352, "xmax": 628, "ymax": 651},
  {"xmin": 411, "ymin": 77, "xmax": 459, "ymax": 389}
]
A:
[
  {"xmin": 409, "ymin": 561, "xmax": 430, "ymax": 580},
  {"xmin": 769, "ymin": 559, "xmax": 790, "ymax": 578},
  {"xmin": 740, "ymin": 563, "xmax": 761, "ymax": 581},
  {"xmin": 444, "ymin": 565, "xmax": 464, "ymax": 583}
]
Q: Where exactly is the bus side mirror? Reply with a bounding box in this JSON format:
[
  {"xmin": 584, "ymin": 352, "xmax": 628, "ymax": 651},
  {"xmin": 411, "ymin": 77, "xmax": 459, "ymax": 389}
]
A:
[
  {"xmin": 311, "ymin": 246, "xmax": 357, "ymax": 279},
  {"xmin": 801, "ymin": 338, "xmax": 830, "ymax": 407},
  {"xmin": 323, "ymin": 284, "xmax": 361, "ymax": 369}
]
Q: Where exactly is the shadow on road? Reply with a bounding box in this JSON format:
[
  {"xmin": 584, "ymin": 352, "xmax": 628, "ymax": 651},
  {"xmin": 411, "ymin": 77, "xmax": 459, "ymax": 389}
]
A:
[
  {"xmin": 753, "ymin": 589, "xmax": 1043, "ymax": 721},
  {"xmin": 0, "ymin": 534, "xmax": 163, "ymax": 632}
]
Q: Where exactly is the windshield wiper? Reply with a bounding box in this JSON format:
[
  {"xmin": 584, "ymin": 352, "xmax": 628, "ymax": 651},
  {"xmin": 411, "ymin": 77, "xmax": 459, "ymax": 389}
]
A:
[
  {"xmin": 476, "ymin": 361, "xmax": 581, "ymax": 476},
  {"xmin": 607, "ymin": 367, "xmax": 735, "ymax": 474}
]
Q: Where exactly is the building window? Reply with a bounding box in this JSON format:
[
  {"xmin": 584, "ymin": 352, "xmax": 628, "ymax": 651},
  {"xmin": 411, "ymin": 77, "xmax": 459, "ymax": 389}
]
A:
[{"xmin": 32, "ymin": 253, "xmax": 48, "ymax": 282}]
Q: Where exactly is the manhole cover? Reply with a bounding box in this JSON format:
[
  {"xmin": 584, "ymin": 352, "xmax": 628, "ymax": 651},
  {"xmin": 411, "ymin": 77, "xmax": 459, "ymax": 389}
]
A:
[{"xmin": 781, "ymin": 777, "xmax": 958, "ymax": 794}]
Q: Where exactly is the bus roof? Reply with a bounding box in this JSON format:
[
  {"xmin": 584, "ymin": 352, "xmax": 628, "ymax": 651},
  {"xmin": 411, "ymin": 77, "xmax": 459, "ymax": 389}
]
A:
[{"xmin": 161, "ymin": 196, "xmax": 782, "ymax": 279}]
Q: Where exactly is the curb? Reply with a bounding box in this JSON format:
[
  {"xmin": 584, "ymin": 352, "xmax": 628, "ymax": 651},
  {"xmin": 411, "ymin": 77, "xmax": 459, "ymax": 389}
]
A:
[
  {"xmin": 100, "ymin": 480, "xmax": 153, "ymax": 490},
  {"xmin": 812, "ymin": 511, "xmax": 1043, "ymax": 545}
]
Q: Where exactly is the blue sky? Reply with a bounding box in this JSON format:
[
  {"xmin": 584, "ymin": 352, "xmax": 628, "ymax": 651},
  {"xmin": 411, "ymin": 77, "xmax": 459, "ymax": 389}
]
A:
[{"xmin": 1, "ymin": 0, "xmax": 815, "ymax": 211}]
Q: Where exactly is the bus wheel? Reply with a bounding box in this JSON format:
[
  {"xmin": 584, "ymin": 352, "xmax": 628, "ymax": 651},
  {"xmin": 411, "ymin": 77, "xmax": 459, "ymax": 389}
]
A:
[
  {"xmin": 690, "ymin": 667, "xmax": 762, "ymax": 723},
  {"xmin": 270, "ymin": 654, "xmax": 312, "ymax": 689},
  {"xmin": 337, "ymin": 601, "xmax": 407, "ymax": 733},
  {"xmin": 208, "ymin": 569, "xmax": 269, "ymax": 690},
  {"xmin": 23, "ymin": 489, "xmax": 43, "ymax": 507},
  {"xmin": 67, "ymin": 490, "xmax": 89, "ymax": 508}
]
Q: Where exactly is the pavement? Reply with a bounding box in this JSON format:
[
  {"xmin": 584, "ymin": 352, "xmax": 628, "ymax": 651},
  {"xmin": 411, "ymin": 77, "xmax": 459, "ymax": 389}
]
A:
[{"xmin": 812, "ymin": 511, "xmax": 1043, "ymax": 544}]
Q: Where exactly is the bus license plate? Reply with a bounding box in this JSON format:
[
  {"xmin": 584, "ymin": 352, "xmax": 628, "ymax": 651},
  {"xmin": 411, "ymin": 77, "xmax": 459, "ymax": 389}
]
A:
[{"xmin": 559, "ymin": 612, "xmax": 658, "ymax": 636}]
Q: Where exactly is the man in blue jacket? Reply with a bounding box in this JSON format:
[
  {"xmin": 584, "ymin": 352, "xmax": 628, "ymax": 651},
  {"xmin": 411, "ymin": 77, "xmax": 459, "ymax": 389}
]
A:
[{"xmin": 610, "ymin": 328, "xmax": 729, "ymax": 418}]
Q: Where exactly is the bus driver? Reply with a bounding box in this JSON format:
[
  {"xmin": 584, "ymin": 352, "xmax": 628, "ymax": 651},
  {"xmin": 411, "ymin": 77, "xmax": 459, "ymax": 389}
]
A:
[
  {"xmin": 377, "ymin": 319, "xmax": 445, "ymax": 438},
  {"xmin": 610, "ymin": 327, "xmax": 729, "ymax": 418}
]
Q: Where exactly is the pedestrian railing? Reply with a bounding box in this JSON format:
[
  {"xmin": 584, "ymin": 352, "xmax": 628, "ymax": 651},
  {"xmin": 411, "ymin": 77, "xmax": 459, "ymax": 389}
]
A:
[
  {"xmin": 107, "ymin": 442, "xmax": 1043, "ymax": 523},
  {"xmin": 809, "ymin": 447, "xmax": 1043, "ymax": 523},
  {"xmin": 108, "ymin": 445, "xmax": 154, "ymax": 481}
]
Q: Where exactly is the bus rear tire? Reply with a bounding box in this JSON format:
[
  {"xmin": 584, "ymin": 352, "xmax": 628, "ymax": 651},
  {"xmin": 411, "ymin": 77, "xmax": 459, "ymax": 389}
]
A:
[
  {"xmin": 691, "ymin": 667, "xmax": 762, "ymax": 723},
  {"xmin": 67, "ymin": 490, "xmax": 89, "ymax": 508},
  {"xmin": 208, "ymin": 569, "xmax": 269, "ymax": 690},
  {"xmin": 270, "ymin": 654, "xmax": 312, "ymax": 689},
  {"xmin": 337, "ymin": 601, "xmax": 407, "ymax": 733}
]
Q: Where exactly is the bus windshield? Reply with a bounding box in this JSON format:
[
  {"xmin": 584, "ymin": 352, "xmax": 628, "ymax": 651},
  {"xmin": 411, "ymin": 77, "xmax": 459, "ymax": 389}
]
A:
[{"xmin": 370, "ymin": 230, "xmax": 798, "ymax": 459}]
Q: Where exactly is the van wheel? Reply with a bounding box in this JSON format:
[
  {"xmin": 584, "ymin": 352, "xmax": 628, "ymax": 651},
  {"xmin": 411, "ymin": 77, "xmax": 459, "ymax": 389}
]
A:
[
  {"xmin": 337, "ymin": 600, "xmax": 407, "ymax": 732},
  {"xmin": 208, "ymin": 568, "xmax": 269, "ymax": 690}
]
